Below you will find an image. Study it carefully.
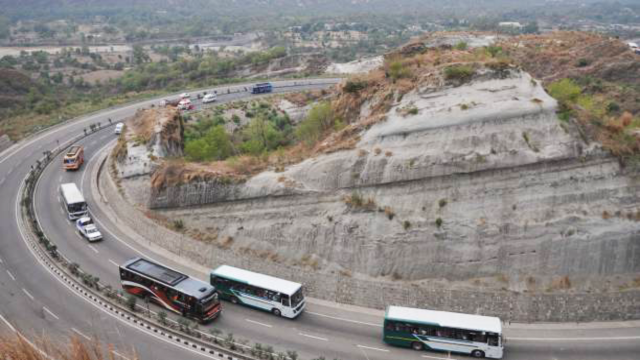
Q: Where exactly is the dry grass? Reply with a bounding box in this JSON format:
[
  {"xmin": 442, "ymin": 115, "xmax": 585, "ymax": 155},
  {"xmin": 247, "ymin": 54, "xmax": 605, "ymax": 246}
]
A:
[{"xmin": 0, "ymin": 335, "xmax": 138, "ymax": 360}]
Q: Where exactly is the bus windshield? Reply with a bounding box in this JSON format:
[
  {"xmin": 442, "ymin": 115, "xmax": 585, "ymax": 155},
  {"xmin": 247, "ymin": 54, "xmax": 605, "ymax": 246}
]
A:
[
  {"xmin": 67, "ymin": 201, "xmax": 87, "ymax": 213},
  {"xmin": 291, "ymin": 289, "xmax": 304, "ymax": 308}
]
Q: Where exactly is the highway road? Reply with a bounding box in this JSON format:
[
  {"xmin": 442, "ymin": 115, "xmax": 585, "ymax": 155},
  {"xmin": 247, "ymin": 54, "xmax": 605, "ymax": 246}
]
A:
[{"xmin": 1, "ymin": 79, "xmax": 640, "ymax": 360}]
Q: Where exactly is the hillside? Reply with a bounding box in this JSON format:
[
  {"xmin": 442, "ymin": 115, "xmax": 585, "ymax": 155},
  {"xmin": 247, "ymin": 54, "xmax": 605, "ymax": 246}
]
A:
[{"xmin": 112, "ymin": 31, "xmax": 640, "ymax": 297}]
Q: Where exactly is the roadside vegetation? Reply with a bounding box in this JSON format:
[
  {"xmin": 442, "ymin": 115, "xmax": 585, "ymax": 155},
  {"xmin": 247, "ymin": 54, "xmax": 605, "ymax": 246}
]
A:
[{"xmin": 0, "ymin": 335, "xmax": 138, "ymax": 360}]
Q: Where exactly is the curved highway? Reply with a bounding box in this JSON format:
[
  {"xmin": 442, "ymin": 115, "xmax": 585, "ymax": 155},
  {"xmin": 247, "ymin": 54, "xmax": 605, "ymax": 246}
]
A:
[{"xmin": 1, "ymin": 80, "xmax": 640, "ymax": 360}]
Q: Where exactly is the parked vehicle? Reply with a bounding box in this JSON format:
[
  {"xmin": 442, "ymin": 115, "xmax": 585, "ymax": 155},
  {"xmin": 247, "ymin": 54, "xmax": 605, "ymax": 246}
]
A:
[
  {"xmin": 114, "ymin": 123, "xmax": 124, "ymax": 135},
  {"xmin": 202, "ymin": 93, "xmax": 217, "ymax": 103},
  {"xmin": 63, "ymin": 145, "xmax": 84, "ymax": 171},
  {"xmin": 76, "ymin": 217, "xmax": 103, "ymax": 242},
  {"xmin": 178, "ymin": 98, "xmax": 194, "ymax": 110}
]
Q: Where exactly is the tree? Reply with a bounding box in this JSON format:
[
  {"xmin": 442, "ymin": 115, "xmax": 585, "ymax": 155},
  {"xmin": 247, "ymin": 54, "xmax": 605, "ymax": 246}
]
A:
[
  {"xmin": 241, "ymin": 115, "xmax": 283, "ymax": 155},
  {"xmin": 132, "ymin": 45, "xmax": 151, "ymax": 65},
  {"xmin": 295, "ymin": 102, "xmax": 334, "ymax": 145},
  {"xmin": 185, "ymin": 125, "xmax": 232, "ymax": 162}
]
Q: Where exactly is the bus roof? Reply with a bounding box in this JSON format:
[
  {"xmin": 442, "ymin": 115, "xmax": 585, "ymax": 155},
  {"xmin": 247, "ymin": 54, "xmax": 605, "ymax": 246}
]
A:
[
  {"xmin": 385, "ymin": 306, "xmax": 502, "ymax": 334},
  {"xmin": 60, "ymin": 183, "xmax": 85, "ymax": 205},
  {"xmin": 65, "ymin": 145, "xmax": 82, "ymax": 157},
  {"xmin": 254, "ymin": 83, "xmax": 272, "ymax": 87},
  {"xmin": 122, "ymin": 257, "xmax": 215, "ymax": 300},
  {"xmin": 211, "ymin": 265, "xmax": 301, "ymax": 296}
]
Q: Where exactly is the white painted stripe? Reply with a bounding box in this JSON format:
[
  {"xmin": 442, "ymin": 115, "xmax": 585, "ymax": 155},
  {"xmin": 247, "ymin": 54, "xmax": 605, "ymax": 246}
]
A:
[
  {"xmin": 88, "ymin": 245, "xmax": 99, "ymax": 254},
  {"xmin": 0, "ymin": 312, "xmax": 16, "ymax": 332},
  {"xmin": 58, "ymin": 175, "xmax": 62, "ymax": 183},
  {"xmin": 112, "ymin": 350, "xmax": 132, "ymax": 360},
  {"xmin": 6, "ymin": 270, "xmax": 15, "ymax": 281},
  {"xmin": 43, "ymin": 307, "xmax": 59, "ymax": 320},
  {"xmin": 71, "ymin": 327, "xmax": 92, "ymax": 341},
  {"xmin": 109, "ymin": 259, "xmax": 120, "ymax": 267},
  {"xmin": 509, "ymin": 335, "xmax": 640, "ymax": 341},
  {"xmin": 245, "ymin": 319, "xmax": 272, "ymax": 328},
  {"xmin": 0, "ymin": 177, "xmax": 5, "ymax": 186},
  {"xmin": 298, "ymin": 332, "xmax": 328, "ymax": 341},
  {"xmin": 22, "ymin": 288, "xmax": 35, "ymax": 301},
  {"xmin": 305, "ymin": 311, "xmax": 382, "ymax": 327},
  {"xmin": 422, "ymin": 355, "xmax": 456, "ymax": 360},
  {"xmin": 59, "ymin": 208, "xmax": 65, "ymax": 216},
  {"xmin": 0, "ymin": 257, "xmax": 3, "ymax": 263},
  {"xmin": 357, "ymin": 345, "xmax": 389, "ymax": 352}
]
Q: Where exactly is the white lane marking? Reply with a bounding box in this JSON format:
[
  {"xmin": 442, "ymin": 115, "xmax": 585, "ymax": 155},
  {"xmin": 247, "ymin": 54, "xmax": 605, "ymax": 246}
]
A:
[
  {"xmin": 305, "ymin": 311, "xmax": 382, "ymax": 327},
  {"xmin": 0, "ymin": 177, "xmax": 4, "ymax": 186},
  {"xmin": 0, "ymin": 312, "xmax": 16, "ymax": 332},
  {"xmin": 80, "ymin": 139, "xmax": 114, "ymax": 192},
  {"xmin": 43, "ymin": 306, "xmax": 60, "ymax": 320},
  {"xmin": 59, "ymin": 208, "xmax": 65, "ymax": 216},
  {"xmin": 422, "ymin": 355, "xmax": 456, "ymax": 360},
  {"xmin": 109, "ymin": 259, "xmax": 120, "ymax": 267},
  {"xmin": 0, "ymin": 256, "xmax": 3, "ymax": 263},
  {"xmin": 58, "ymin": 175, "xmax": 62, "ymax": 183},
  {"xmin": 6, "ymin": 270, "xmax": 15, "ymax": 281},
  {"xmin": 509, "ymin": 335, "xmax": 640, "ymax": 341},
  {"xmin": 71, "ymin": 327, "xmax": 92, "ymax": 341},
  {"xmin": 298, "ymin": 332, "xmax": 328, "ymax": 341},
  {"xmin": 356, "ymin": 345, "xmax": 389, "ymax": 352},
  {"xmin": 22, "ymin": 288, "xmax": 35, "ymax": 301},
  {"xmin": 76, "ymin": 232, "xmax": 84, "ymax": 240},
  {"xmin": 112, "ymin": 350, "xmax": 132, "ymax": 360},
  {"xmin": 245, "ymin": 319, "xmax": 272, "ymax": 328},
  {"xmin": 88, "ymin": 244, "xmax": 99, "ymax": 254}
]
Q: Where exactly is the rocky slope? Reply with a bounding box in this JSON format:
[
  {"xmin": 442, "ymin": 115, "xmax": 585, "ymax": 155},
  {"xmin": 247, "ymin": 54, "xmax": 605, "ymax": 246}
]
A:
[{"xmin": 115, "ymin": 32, "xmax": 640, "ymax": 294}]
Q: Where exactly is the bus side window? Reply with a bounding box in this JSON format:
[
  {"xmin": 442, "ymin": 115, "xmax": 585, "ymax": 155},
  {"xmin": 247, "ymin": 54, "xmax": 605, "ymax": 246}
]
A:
[
  {"xmin": 384, "ymin": 321, "xmax": 395, "ymax": 331},
  {"xmin": 281, "ymin": 294, "xmax": 290, "ymax": 307}
]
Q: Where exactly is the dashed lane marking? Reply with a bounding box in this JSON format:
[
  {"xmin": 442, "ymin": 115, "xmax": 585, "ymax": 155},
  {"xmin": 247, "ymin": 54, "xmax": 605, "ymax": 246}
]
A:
[
  {"xmin": 88, "ymin": 245, "xmax": 99, "ymax": 254},
  {"xmin": 0, "ymin": 257, "xmax": 3, "ymax": 264},
  {"xmin": 6, "ymin": 270, "xmax": 15, "ymax": 281},
  {"xmin": 298, "ymin": 332, "xmax": 328, "ymax": 342},
  {"xmin": 109, "ymin": 259, "xmax": 119, "ymax": 267},
  {"xmin": 422, "ymin": 355, "xmax": 456, "ymax": 360},
  {"xmin": 71, "ymin": 327, "xmax": 92, "ymax": 341},
  {"xmin": 43, "ymin": 307, "xmax": 59, "ymax": 320},
  {"xmin": 22, "ymin": 288, "xmax": 35, "ymax": 301},
  {"xmin": 305, "ymin": 311, "xmax": 382, "ymax": 327},
  {"xmin": 245, "ymin": 319, "xmax": 272, "ymax": 328},
  {"xmin": 112, "ymin": 350, "xmax": 132, "ymax": 360},
  {"xmin": 356, "ymin": 345, "xmax": 389, "ymax": 352},
  {"xmin": 509, "ymin": 335, "xmax": 640, "ymax": 341}
]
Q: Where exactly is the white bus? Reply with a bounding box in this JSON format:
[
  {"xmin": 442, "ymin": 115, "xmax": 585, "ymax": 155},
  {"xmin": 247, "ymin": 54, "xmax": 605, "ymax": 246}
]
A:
[
  {"xmin": 210, "ymin": 265, "xmax": 305, "ymax": 318},
  {"xmin": 59, "ymin": 183, "xmax": 88, "ymax": 220},
  {"xmin": 383, "ymin": 306, "xmax": 503, "ymax": 359}
]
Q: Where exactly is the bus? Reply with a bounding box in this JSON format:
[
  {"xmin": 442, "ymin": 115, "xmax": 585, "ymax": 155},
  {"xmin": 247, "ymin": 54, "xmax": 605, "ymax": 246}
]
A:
[
  {"xmin": 63, "ymin": 145, "xmax": 84, "ymax": 171},
  {"xmin": 383, "ymin": 306, "xmax": 503, "ymax": 359},
  {"xmin": 251, "ymin": 82, "xmax": 273, "ymax": 94},
  {"xmin": 120, "ymin": 257, "xmax": 221, "ymax": 323},
  {"xmin": 210, "ymin": 265, "xmax": 305, "ymax": 318},
  {"xmin": 59, "ymin": 183, "xmax": 88, "ymax": 220}
]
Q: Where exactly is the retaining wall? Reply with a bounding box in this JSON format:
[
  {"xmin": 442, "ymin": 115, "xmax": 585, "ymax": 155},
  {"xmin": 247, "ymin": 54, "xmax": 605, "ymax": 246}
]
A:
[{"xmin": 100, "ymin": 158, "xmax": 640, "ymax": 322}]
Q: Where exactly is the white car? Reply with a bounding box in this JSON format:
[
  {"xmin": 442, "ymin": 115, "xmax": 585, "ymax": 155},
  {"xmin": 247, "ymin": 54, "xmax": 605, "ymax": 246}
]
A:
[
  {"xmin": 114, "ymin": 123, "xmax": 124, "ymax": 135},
  {"xmin": 180, "ymin": 92, "xmax": 191, "ymax": 99},
  {"xmin": 202, "ymin": 93, "xmax": 217, "ymax": 103},
  {"xmin": 76, "ymin": 217, "xmax": 103, "ymax": 242}
]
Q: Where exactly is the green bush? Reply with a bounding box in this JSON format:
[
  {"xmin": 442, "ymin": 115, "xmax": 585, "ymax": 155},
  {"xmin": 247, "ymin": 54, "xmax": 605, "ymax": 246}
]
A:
[
  {"xmin": 444, "ymin": 65, "xmax": 475, "ymax": 82},
  {"xmin": 548, "ymin": 78, "xmax": 582, "ymax": 105},
  {"xmin": 388, "ymin": 60, "xmax": 412, "ymax": 80},
  {"xmin": 455, "ymin": 41, "xmax": 468, "ymax": 51},
  {"xmin": 185, "ymin": 125, "xmax": 233, "ymax": 162},
  {"xmin": 485, "ymin": 45, "xmax": 503, "ymax": 58},
  {"xmin": 295, "ymin": 102, "xmax": 334, "ymax": 145},
  {"xmin": 343, "ymin": 80, "xmax": 367, "ymax": 94}
]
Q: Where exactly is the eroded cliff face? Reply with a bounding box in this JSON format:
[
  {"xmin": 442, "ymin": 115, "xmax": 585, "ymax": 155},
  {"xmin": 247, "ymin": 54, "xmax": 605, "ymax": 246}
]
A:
[{"xmin": 143, "ymin": 68, "xmax": 640, "ymax": 288}]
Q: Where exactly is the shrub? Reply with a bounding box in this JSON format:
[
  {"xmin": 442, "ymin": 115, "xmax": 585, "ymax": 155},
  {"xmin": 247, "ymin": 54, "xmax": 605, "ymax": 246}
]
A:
[
  {"xmin": 173, "ymin": 219, "xmax": 184, "ymax": 231},
  {"xmin": 576, "ymin": 58, "xmax": 590, "ymax": 67},
  {"xmin": 407, "ymin": 107, "xmax": 419, "ymax": 115},
  {"xmin": 126, "ymin": 295, "xmax": 137, "ymax": 311},
  {"xmin": 343, "ymin": 80, "xmax": 367, "ymax": 94},
  {"xmin": 438, "ymin": 199, "xmax": 447, "ymax": 208},
  {"xmin": 435, "ymin": 218, "xmax": 443, "ymax": 228},
  {"xmin": 548, "ymin": 78, "xmax": 582, "ymax": 110},
  {"xmin": 454, "ymin": 41, "xmax": 468, "ymax": 51},
  {"xmin": 388, "ymin": 59, "xmax": 412, "ymax": 80},
  {"xmin": 384, "ymin": 206, "xmax": 395, "ymax": 220},
  {"xmin": 295, "ymin": 102, "xmax": 334, "ymax": 145},
  {"xmin": 606, "ymin": 102, "xmax": 621, "ymax": 113},
  {"xmin": 444, "ymin": 65, "xmax": 475, "ymax": 82},
  {"xmin": 184, "ymin": 125, "xmax": 233, "ymax": 162},
  {"xmin": 485, "ymin": 45, "xmax": 503, "ymax": 58},
  {"xmin": 402, "ymin": 220, "xmax": 411, "ymax": 230}
]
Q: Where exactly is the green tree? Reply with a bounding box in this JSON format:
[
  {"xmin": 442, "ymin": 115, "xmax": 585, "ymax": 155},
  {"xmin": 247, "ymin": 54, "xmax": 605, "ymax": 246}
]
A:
[
  {"xmin": 295, "ymin": 102, "xmax": 335, "ymax": 145},
  {"xmin": 240, "ymin": 115, "xmax": 283, "ymax": 155},
  {"xmin": 185, "ymin": 125, "xmax": 233, "ymax": 162}
]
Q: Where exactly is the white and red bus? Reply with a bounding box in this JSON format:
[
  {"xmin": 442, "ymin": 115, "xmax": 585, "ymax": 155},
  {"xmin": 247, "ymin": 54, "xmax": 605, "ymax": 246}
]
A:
[{"xmin": 120, "ymin": 257, "xmax": 221, "ymax": 323}]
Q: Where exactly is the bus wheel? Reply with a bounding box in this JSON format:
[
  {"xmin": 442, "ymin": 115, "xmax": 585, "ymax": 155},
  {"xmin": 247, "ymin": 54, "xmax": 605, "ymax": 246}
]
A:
[
  {"xmin": 272, "ymin": 308, "xmax": 281, "ymax": 317},
  {"xmin": 471, "ymin": 350, "xmax": 485, "ymax": 358},
  {"xmin": 230, "ymin": 296, "xmax": 239, "ymax": 304},
  {"xmin": 411, "ymin": 342, "xmax": 423, "ymax": 351}
]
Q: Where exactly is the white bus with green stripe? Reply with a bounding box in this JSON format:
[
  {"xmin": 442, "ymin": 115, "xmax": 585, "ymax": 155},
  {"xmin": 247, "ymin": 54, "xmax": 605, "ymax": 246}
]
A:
[
  {"xmin": 210, "ymin": 265, "xmax": 305, "ymax": 318},
  {"xmin": 383, "ymin": 306, "xmax": 504, "ymax": 358}
]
